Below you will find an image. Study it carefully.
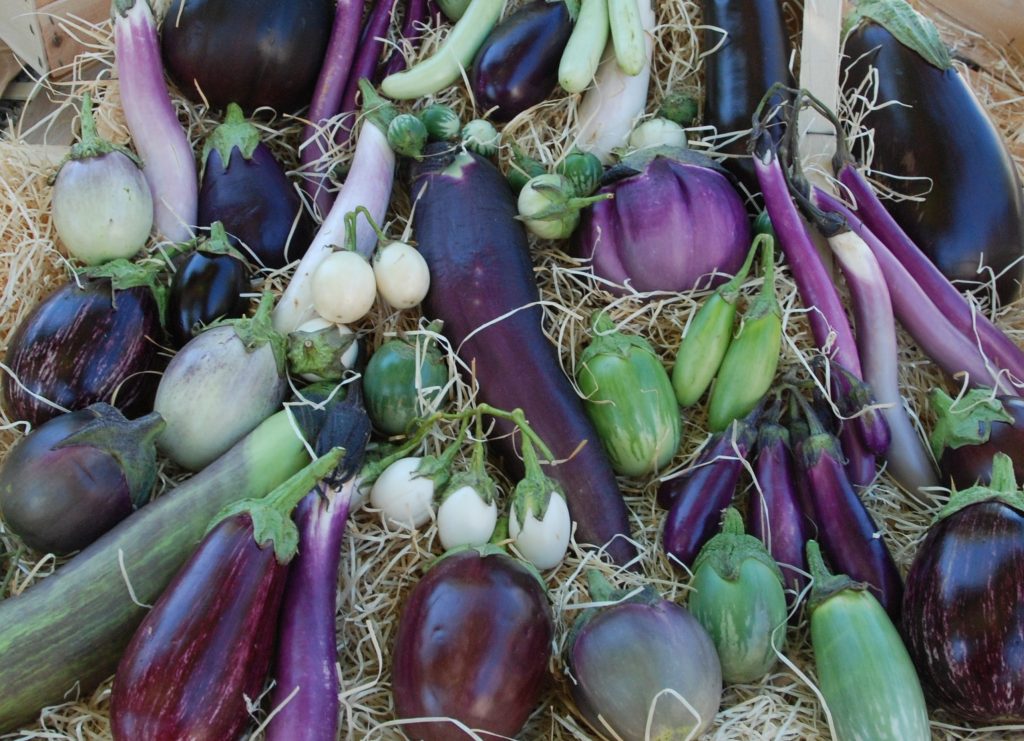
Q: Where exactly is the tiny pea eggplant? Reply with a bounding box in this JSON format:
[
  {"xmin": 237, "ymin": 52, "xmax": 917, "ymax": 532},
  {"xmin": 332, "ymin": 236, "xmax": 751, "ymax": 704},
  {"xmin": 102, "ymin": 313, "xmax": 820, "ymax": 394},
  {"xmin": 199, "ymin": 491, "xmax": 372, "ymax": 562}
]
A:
[
  {"xmin": 418, "ymin": 104, "xmax": 461, "ymax": 142},
  {"xmin": 0, "ymin": 403, "xmax": 163, "ymax": 555},
  {"xmin": 470, "ymin": 0, "xmax": 573, "ymax": 122},
  {"xmin": 688, "ymin": 508, "xmax": 788, "ymax": 684},
  {"xmin": 363, "ymin": 329, "xmax": 450, "ymax": 436},
  {"xmin": 575, "ymin": 311, "xmax": 680, "ymax": 477},
  {"xmin": 461, "ymin": 118, "xmax": 500, "ymax": 158},
  {"xmin": 902, "ymin": 453, "xmax": 1024, "ymax": 722},
  {"xmin": 392, "ymin": 545, "xmax": 554, "ymax": 741},
  {"xmin": 555, "ymin": 149, "xmax": 603, "ymax": 197},
  {"xmin": 387, "ymin": 113, "xmax": 429, "ymax": 159},
  {"xmin": 198, "ymin": 104, "xmax": 315, "ymax": 269},
  {"xmin": 567, "ymin": 571, "xmax": 722, "ymax": 741}
]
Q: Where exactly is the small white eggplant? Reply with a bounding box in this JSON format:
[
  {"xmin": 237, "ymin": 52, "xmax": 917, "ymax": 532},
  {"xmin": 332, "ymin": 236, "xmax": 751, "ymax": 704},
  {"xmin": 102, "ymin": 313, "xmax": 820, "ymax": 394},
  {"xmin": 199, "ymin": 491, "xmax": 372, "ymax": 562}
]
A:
[
  {"xmin": 154, "ymin": 293, "xmax": 288, "ymax": 471},
  {"xmin": 369, "ymin": 456, "xmax": 438, "ymax": 529},
  {"xmin": 508, "ymin": 437, "xmax": 572, "ymax": 570},
  {"xmin": 311, "ymin": 249, "xmax": 377, "ymax": 324},
  {"xmin": 436, "ymin": 441, "xmax": 499, "ymax": 550},
  {"xmin": 373, "ymin": 241, "xmax": 430, "ymax": 310}
]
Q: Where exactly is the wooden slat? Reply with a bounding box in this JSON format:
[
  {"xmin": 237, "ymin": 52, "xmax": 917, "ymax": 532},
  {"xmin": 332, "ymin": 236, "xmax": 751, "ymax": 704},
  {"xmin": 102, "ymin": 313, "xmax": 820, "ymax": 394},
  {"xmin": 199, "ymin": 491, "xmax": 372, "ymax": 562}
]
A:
[
  {"xmin": 923, "ymin": 0, "xmax": 1024, "ymax": 54},
  {"xmin": 37, "ymin": 0, "xmax": 108, "ymax": 76}
]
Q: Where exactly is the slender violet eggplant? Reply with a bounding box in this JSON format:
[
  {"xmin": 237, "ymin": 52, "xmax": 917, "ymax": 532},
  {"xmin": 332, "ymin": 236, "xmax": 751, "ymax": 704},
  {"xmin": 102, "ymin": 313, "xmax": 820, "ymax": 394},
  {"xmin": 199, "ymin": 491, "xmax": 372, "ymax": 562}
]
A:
[
  {"xmin": 410, "ymin": 142, "xmax": 635, "ymax": 564},
  {"xmin": 109, "ymin": 450, "xmax": 343, "ymax": 740},
  {"xmin": 470, "ymin": 0, "xmax": 572, "ymax": 122},
  {"xmin": 575, "ymin": 147, "xmax": 751, "ymax": 294},
  {"xmin": 392, "ymin": 545, "xmax": 553, "ymax": 741},
  {"xmin": 930, "ymin": 387, "xmax": 1024, "ymax": 488},
  {"xmin": 902, "ymin": 454, "xmax": 1024, "ymax": 722},
  {"xmin": 700, "ymin": 0, "xmax": 791, "ymax": 191},
  {"xmin": 161, "ymin": 0, "xmax": 334, "ymax": 112},
  {"xmin": 363, "ymin": 328, "xmax": 450, "ymax": 437},
  {"xmin": 0, "ymin": 402, "xmax": 328, "ymax": 733},
  {"xmin": 1, "ymin": 263, "xmax": 163, "ymax": 427},
  {"xmin": 661, "ymin": 412, "xmax": 758, "ymax": 569},
  {"xmin": 199, "ymin": 104, "xmax": 314, "ymax": 269},
  {"xmin": 843, "ymin": 0, "xmax": 1024, "ymax": 303},
  {"xmin": 566, "ymin": 571, "xmax": 722, "ymax": 740},
  {"xmin": 0, "ymin": 404, "xmax": 163, "ymax": 555},
  {"xmin": 382, "ymin": 0, "xmax": 429, "ymax": 76}
]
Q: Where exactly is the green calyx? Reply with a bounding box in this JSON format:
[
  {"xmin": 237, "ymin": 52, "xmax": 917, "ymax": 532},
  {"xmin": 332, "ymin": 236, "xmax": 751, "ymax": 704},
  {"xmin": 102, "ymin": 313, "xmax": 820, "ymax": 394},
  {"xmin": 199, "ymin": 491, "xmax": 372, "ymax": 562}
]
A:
[
  {"xmin": 60, "ymin": 94, "xmax": 140, "ymax": 171},
  {"xmin": 806, "ymin": 540, "xmax": 866, "ymax": 613},
  {"xmin": 360, "ymin": 79, "xmax": 399, "ymax": 134},
  {"xmin": 578, "ymin": 311, "xmax": 659, "ymax": 369},
  {"xmin": 744, "ymin": 233, "xmax": 780, "ymax": 322},
  {"xmin": 691, "ymin": 508, "xmax": 784, "ymax": 584},
  {"xmin": 429, "ymin": 543, "xmax": 547, "ymax": 588},
  {"xmin": 936, "ymin": 453, "xmax": 1024, "ymax": 522},
  {"xmin": 208, "ymin": 292, "xmax": 287, "ymax": 375},
  {"xmin": 507, "ymin": 145, "xmax": 548, "ymax": 193},
  {"xmin": 202, "ymin": 103, "xmax": 260, "ymax": 175},
  {"xmin": 79, "ymin": 257, "xmax": 171, "ymax": 325},
  {"xmin": 844, "ymin": 0, "xmax": 952, "ymax": 71},
  {"xmin": 518, "ymin": 175, "xmax": 612, "ymax": 222},
  {"xmin": 198, "ymin": 221, "xmax": 247, "ymax": 262},
  {"xmin": 287, "ymin": 325, "xmax": 355, "ymax": 382},
  {"xmin": 717, "ymin": 232, "xmax": 762, "ymax": 304},
  {"xmin": 212, "ymin": 447, "xmax": 345, "ymax": 563},
  {"xmin": 928, "ymin": 387, "xmax": 1012, "ymax": 461},
  {"xmin": 439, "ymin": 437, "xmax": 497, "ymax": 507},
  {"xmin": 567, "ymin": 571, "xmax": 663, "ymax": 647},
  {"xmin": 112, "ymin": 0, "xmax": 140, "ymax": 16},
  {"xmin": 510, "ymin": 435, "xmax": 564, "ymax": 527}
]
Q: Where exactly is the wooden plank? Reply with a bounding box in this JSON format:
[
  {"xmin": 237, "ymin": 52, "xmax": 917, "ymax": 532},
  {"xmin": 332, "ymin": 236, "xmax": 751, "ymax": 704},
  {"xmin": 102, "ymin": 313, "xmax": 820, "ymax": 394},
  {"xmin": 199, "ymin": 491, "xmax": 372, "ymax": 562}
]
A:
[
  {"xmin": 37, "ymin": 0, "xmax": 108, "ymax": 75},
  {"xmin": 798, "ymin": 0, "xmax": 844, "ymax": 190},
  {"xmin": 0, "ymin": 0, "xmax": 48, "ymax": 73},
  {"xmin": 923, "ymin": 0, "xmax": 1024, "ymax": 54}
]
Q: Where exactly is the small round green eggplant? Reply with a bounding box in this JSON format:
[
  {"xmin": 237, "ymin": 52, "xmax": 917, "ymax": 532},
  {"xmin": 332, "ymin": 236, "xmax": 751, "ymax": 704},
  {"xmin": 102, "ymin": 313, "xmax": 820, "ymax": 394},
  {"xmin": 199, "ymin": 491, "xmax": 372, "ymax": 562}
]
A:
[
  {"xmin": 364, "ymin": 330, "xmax": 449, "ymax": 436},
  {"xmin": 387, "ymin": 113, "xmax": 429, "ymax": 159},
  {"xmin": 688, "ymin": 508, "xmax": 788, "ymax": 683},
  {"xmin": 576, "ymin": 312, "xmax": 680, "ymax": 477},
  {"xmin": 806, "ymin": 541, "xmax": 930, "ymax": 741},
  {"xmin": 556, "ymin": 149, "xmax": 603, "ymax": 197},
  {"xmin": 418, "ymin": 104, "xmax": 461, "ymax": 142},
  {"xmin": 506, "ymin": 144, "xmax": 547, "ymax": 194}
]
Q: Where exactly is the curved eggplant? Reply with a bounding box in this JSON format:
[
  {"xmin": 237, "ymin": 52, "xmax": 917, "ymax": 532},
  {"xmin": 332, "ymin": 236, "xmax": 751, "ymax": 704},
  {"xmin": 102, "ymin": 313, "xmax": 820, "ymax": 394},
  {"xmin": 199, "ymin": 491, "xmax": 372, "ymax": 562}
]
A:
[
  {"xmin": 392, "ymin": 546, "xmax": 553, "ymax": 741},
  {"xmin": 160, "ymin": 0, "xmax": 334, "ymax": 112},
  {"xmin": 844, "ymin": 11, "xmax": 1024, "ymax": 302},
  {"xmin": 470, "ymin": 0, "xmax": 573, "ymax": 122},
  {"xmin": 199, "ymin": 105, "xmax": 315, "ymax": 269},
  {"xmin": 2, "ymin": 277, "xmax": 162, "ymax": 426}
]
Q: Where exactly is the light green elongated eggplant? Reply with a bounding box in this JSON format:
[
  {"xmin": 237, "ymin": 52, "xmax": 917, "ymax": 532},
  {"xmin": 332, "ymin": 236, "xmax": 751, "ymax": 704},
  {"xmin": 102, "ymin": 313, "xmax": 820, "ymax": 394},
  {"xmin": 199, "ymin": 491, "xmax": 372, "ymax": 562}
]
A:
[
  {"xmin": 806, "ymin": 541, "xmax": 931, "ymax": 741},
  {"xmin": 688, "ymin": 508, "xmax": 788, "ymax": 683},
  {"xmin": 576, "ymin": 311, "xmax": 680, "ymax": 477}
]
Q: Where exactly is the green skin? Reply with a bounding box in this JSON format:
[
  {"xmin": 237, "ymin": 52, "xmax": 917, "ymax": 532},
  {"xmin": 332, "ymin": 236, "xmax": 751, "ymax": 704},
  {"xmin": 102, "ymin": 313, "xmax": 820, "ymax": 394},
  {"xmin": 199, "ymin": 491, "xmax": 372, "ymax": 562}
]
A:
[
  {"xmin": 558, "ymin": 0, "xmax": 609, "ymax": 93},
  {"xmin": 0, "ymin": 410, "xmax": 313, "ymax": 733},
  {"xmin": 576, "ymin": 314, "xmax": 680, "ymax": 477},
  {"xmin": 364, "ymin": 337, "xmax": 449, "ymax": 436}
]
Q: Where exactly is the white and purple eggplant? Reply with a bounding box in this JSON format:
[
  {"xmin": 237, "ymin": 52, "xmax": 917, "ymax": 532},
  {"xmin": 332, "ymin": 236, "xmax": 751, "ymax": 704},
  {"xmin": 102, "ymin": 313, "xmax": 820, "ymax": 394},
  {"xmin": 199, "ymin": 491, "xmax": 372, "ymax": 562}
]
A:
[
  {"xmin": 51, "ymin": 94, "xmax": 153, "ymax": 265},
  {"xmin": 508, "ymin": 436, "xmax": 573, "ymax": 570},
  {"xmin": 566, "ymin": 571, "xmax": 723, "ymax": 740},
  {"xmin": 153, "ymin": 292, "xmax": 288, "ymax": 471},
  {"xmin": 0, "ymin": 403, "xmax": 163, "ymax": 555},
  {"xmin": 575, "ymin": 147, "xmax": 751, "ymax": 294}
]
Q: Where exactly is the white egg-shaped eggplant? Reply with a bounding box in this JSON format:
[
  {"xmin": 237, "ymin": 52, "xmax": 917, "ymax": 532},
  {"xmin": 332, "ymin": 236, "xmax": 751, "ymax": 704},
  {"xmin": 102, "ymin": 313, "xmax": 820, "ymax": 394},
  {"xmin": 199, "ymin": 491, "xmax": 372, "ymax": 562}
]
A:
[
  {"xmin": 437, "ymin": 462, "xmax": 499, "ymax": 550},
  {"xmin": 509, "ymin": 487, "xmax": 571, "ymax": 570},
  {"xmin": 369, "ymin": 456, "xmax": 436, "ymax": 529},
  {"xmin": 373, "ymin": 242, "xmax": 430, "ymax": 309},
  {"xmin": 311, "ymin": 250, "xmax": 376, "ymax": 324}
]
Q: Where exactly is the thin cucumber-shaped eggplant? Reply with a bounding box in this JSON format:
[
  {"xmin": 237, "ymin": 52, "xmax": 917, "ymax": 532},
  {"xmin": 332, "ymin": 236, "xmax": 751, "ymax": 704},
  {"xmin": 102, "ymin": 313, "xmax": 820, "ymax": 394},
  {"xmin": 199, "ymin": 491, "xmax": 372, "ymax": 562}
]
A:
[
  {"xmin": 0, "ymin": 404, "xmax": 163, "ymax": 555},
  {"xmin": 607, "ymin": 0, "xmax": 646, "ymax": 75},
  {"xmin": 411, "ymin": 143, "xmax": 635, "ymax": 564},
  {"xmin": 575, "ymin": 311, "xmax": 680, "ymax": 477},
  {"xmin": 51, "ymin": 94, "xmax": 152, "ymax": 265},
  {"xmin": 392, "ymin": 546, "xmax": 553, "ymax": 741},
  {"xmin": 199, "ymin": 104, "xmax": 314, "ymax": 269},
  {"xmin": 689, "ymin": 508, "xmax": 788, "ymax": 683},
  {"xmin": 806, "ymin": 541, "xmax": 930, "ymax": 741},
  {"xmin": 930, "ymin": 387, "xmax": 1024, "ymax": 488},
  {"xmin": 0, "ymin": 406, "xmax": 324, "ymax": 733},
  {"xmin": 363, "ymin": 329, "xmax": 450, "ymax": 436},
  {"xmin": 558, "ymin": 0, "xmax": 609, "ymax": 94},
  {"xmin": 470, "ymin": 0, "xmax": 573, "ymax": 122}
]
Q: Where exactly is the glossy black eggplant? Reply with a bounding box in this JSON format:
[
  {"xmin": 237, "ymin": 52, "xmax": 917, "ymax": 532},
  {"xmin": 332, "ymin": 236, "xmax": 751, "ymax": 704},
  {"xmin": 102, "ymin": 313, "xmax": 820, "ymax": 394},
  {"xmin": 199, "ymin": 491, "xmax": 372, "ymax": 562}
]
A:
[
  {"xmin": 930, "ymin": 387, "xmax": 1024, "ymax": 489},
  {"xmin": 902, "ymin": 454, "xmax": 1024, "ymax": 722},
  {"xmin": 661, "ymin": 415, "xmax": 757, "ymax": 570},
  {"xmin": 470, "ymin": 0, "xmax": 573, "ymax": 122},
  {"xmin": 199, "ymin": 105, "xmax": 315, "ymax": 269},
  {"xmin": 0, "ymin": 404, "xmax": 163, "ymax": 555},
  {"xmin": 160, "ymin": 0, "xmax": 334, "ymax": 112},
  {"xmin": 2, "ymin": 274, "xmax": 162, "ymax": 426},
  {"xmin": 844, "ymin": 9, "xmax": 1024, "ymax": 302},
  {"xmin": 700, "ymin": 0, "xmax": 791, "ymax": 190}
]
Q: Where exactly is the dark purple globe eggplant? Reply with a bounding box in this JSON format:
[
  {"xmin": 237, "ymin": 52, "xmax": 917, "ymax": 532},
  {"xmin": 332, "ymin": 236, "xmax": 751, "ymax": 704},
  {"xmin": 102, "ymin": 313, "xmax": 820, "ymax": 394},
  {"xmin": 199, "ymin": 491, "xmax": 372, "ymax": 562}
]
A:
[
  {"xmin": 1, "ymin": 272, "xmax": 162, "ymax": 427},
  {"xmin": 470, "ymin": 0, "xmax": 572, "ymax": 122},
  {"xmin": 392, "ymin": 546, "xmax": 553, "ymax": 741},
  {"xmin": 0, "ymin": 403, "xmax": 163, "ymax": 555},
  {"xmin": 167, "ymin": 223, "xmax": 251, "ymax": 348},
  {"xmin": 930, "ymin": 387, "xmax": 1024, "ymax": 489},
  {"xmin": 844, "ymin": 7, "xmax": 1024, "ymax": 303},
  {"xmin": 160, "ymin": 0, "xmax": 334, "ymax": 113},
  {"xmin": 199, "ymin": 105, "xmax": 315, "ymax": 269},
  {"xmin": 902, "ymin": 454, "xmax": 1024, "ymax": 722}
]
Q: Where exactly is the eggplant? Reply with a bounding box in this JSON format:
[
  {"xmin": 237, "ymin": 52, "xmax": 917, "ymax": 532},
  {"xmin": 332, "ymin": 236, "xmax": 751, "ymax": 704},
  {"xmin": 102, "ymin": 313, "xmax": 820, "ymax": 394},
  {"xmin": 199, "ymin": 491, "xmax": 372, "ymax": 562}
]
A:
[
  {"xmin": 167, "ymin": 222, "xmax": 251, "ymax": 348},
  {"xmin": 843, "ymin": 3, "xmax": 1024, "ymax": 303},
  {"xmin": 2, "ymin": 272, "xmax": 162, "ymax": 426},
  {"xmin": 566, "ymin": 572, "xmax": 722, "ymax": 740},
  {"xmin": 0, "ymin": 404, "xmax": 163, "ymax": 555},
  {"xmin": 574, "ymin": 148, "xmax": 751, "ymax": 294},
  {"xmin": 930, "ymin": 387, "xmax": 1024, "ymax": 489},
  {"xmin": 392, "ymin": 545, "xmax": 553, "ymax": 741},
  {"xmin": 902, "ymin": 453, "xmax": 1024, "ymax": 721},
  {"xmin": 199, "ymin": 105, "xmax": 315, "ymax": 269},
  {"xmin": 470, "ymin": 0, "xmax": 573, "ymax": 122},
  {"xmin": 160, "ymin": 0, "xmax": 334, "ymax": 113},
  {"xmin": 363, "ymin": 329, "xmax": 450, "ymax": 437},
  {"xmin": 410, "ymin": 143, "xmax": 635, "ymax": 565}
]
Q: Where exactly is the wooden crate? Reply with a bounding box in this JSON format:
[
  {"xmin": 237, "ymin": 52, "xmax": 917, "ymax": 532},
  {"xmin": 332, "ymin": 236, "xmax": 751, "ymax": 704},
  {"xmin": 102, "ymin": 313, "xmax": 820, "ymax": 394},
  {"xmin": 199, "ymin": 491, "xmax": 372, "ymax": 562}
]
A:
[{"xmin": 0, "ymin": 0, "xmax": 107, "ymax": 78}]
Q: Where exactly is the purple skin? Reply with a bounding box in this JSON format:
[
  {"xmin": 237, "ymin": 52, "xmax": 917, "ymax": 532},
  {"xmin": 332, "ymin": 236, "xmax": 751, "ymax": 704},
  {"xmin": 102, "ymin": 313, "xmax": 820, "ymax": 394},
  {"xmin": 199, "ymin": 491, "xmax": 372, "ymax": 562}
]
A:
[
  {"xmin": 576, "ymin": 154, "xmax": 751, "ymax": 294},
  {"xmin": 335, "ymin": 0, "xmax": 400, "ymax": 147},
  {"xmin": 382, "ymin": 0, "xmax": 428, "ymax": 77},
  {"xmin": 470, "ymin": 0, "xmax": 573, "ymax": 122},
  {"xmin": 392, "ymin": 548, "xmax": 553, "ymax": 741},
  {"xmin": 1, "ymin": 280, "xmax": 161, "ymax": 426},
  {"xmin": 167, "ymin": 250, "xmax": 250, "ymax": 348},
  {"xmin": 110, "ymin": 514, "xmax": 289, "ymax": 741},
  {"xmin": 935, "ymin": 395, "xmax": 1024, "ymax": 490},
  {"xmin": 411, "ymin": 143, "xmax": 635, "ymax": 565}
]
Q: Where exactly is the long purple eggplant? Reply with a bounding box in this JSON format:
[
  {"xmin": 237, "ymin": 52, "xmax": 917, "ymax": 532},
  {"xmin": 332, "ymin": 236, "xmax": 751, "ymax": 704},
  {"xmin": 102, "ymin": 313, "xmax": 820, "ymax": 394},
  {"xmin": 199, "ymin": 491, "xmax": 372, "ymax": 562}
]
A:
[
  {"xmin": 660, "ymin": 415, "xmax": 757, "ymax": 569},
  {"xmin": 335, "ymin": 0, "xmax": 400, "ymax": 147},
  {"xmin": 410, "ymin": 143, "xmax": 635, "ymax": 565},
  {"xmin": 2, "ymin": 275, "xmax": 162, "ymax": 426}
]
